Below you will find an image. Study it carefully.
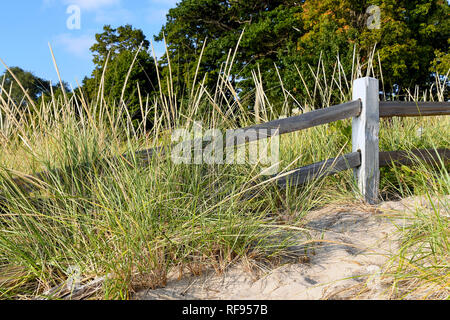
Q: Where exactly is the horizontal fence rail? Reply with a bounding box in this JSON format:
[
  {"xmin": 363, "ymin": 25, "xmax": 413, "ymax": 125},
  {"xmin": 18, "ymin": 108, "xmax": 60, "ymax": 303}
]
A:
[
  {"xmin": 379, "ymin": 148, "xmax": 450, "ymax": 167},
  {"xmin": 275, "ymin": 152, "xmax": 361, "ymax": 188},
  {"xmin": 380, "ymin": 101, "xmax": 450, "ymax": 117},
  {"xmin": 274, "ymin": 148, "xmax": 450, "ymax": 188},
  {"xmin": 229, "ymin": 100, "xmax": 361, "ymax": 143},
  {"xmin": 133, "ymin": 100, "xmax": 361, "ymax": 163}
]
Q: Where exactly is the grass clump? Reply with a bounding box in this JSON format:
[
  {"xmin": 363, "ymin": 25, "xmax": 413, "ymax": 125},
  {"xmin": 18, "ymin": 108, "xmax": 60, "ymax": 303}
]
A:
[{"xmin": 387, "ymin": 194, "xmax": 449, "ymax": 300}]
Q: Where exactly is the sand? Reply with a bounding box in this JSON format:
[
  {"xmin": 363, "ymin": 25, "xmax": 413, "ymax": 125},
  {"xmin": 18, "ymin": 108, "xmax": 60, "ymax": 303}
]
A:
[{"xmin": 135, "ymin": 196, "xmax": 448, "ymax": 300}]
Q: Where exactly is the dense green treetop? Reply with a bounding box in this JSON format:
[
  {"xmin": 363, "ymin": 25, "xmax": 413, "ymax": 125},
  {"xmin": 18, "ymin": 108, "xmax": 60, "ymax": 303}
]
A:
[
  {"xmin": 157, "ymin": 0, "xmax": 449, "ymax": 107},
  {"xmin": 156, "ymin": 0, "xmax": 303, "ymax": 96},
  {"xmin": 82, "ymin": 25, "xmax": 158, "ymax": 125},
  {"xmin": 91, "ymin": 24, "xmax": 150, "ymax": 68},
  {"xmin": 3, "ymin": 1, "xmax": 448, "ymax": 122}
]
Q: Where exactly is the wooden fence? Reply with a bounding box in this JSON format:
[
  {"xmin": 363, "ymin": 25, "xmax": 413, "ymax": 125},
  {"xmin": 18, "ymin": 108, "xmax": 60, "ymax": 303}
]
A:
[
  {"xmin": 136, "ymin": 77, "xmax": 449, "ymax": 204},
  {"xmin": 7, "ymin": 77, "xmax": 450, "ymax": 204},
  {"xmin": 270, "ymin": 77, "xmax": 449, "ymax": 204}
]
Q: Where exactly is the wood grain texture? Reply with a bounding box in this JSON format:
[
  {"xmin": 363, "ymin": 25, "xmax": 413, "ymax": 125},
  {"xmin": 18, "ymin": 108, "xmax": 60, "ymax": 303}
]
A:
[
  {"xmin": 276, "ymin": 152, "xmax": 361, "ymax": 188},
  {"xmin": 380, "ymin": 101, "xmax": 450, "ymax": 117},
  {"xmin": 228, "ymin": 100, "xmax": 361, "ymax": 145},
  {"xmin": 379, "ymin": 149, "xmax": 450, "ymax": 167},
  {"xmin": 275, "ymin": 148, "xmax": 450, "ymax": 188},
  {"xmin": 352, "ymin": 77, "xmax": 380, "ymax": 204}
]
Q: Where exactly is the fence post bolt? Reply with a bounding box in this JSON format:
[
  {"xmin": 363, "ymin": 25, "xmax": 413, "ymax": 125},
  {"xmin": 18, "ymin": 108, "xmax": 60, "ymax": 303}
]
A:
[{"xmin": 352, "ymin": 77, "xmax": 380, "ymax": 204}]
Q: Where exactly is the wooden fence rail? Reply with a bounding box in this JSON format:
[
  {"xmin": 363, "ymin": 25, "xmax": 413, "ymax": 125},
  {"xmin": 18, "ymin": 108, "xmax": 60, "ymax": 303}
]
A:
[
  {"xmin": 228, "ymin": 100, "xmax": 361, "ymax": 143},
  {"xmin": 133, "ymin": 99, "xmax": 361, "ymax": 160},
  {"xmin": 380, "ymin": 101, "xmax": 450, "ymax": 117},
  {"xmin": 276, "ymin": 152, "xmax": 361, "ymax": 188},
  {"xmin": 379, "ymin": 149, "xmax": 450, "ymax": 167},
  {"xmin": 276, "ymin": 148, "xmax": 449, "ymax": 189}
]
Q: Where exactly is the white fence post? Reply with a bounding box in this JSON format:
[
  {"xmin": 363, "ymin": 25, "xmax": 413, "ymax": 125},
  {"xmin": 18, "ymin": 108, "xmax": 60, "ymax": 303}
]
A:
[{"xmin": 352, "ymin": 77, "xmax": 380, "ymax": 204}]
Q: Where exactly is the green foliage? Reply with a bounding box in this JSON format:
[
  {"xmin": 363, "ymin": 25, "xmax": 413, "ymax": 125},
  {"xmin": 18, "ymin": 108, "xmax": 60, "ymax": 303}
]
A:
[
  {"xmin": 158, "ymin": 0, "xmax": 449, "ymax": 110},
  {"xmin": 362, "ymin": 0, "xmax": 449, "ymax": 89},
  {"xmin": 82, "ymin": 25, "xmax": 158, "ymax": 127},
  {"xmin": 90, "ymin": 24, "xmax": 150, "ymax": 68},
  {"xmin": 0, "ymin": 67, "xmax": 67, "ymax": 107},
  {"xmin": 432, "ymin": 48, "xmax": 450, "ymax": 75},
  {"xmin": 156, "ymin": 0, "xmax": 303, "ymax": 106},
  {"xmin": 279, "ymin": 0, "xmax": 449, "ymax": 101}
]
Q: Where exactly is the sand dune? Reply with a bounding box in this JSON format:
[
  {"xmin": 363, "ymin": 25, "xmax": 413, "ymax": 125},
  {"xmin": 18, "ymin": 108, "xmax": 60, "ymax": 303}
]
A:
[{"xmin": 136, "ymin": 196, "xmax": 448, "ymax": 300}]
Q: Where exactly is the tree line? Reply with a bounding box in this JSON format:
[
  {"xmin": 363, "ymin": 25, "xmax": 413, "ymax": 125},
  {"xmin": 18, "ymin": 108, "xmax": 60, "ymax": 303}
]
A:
[{"xmin": 1, "ymin": 0, "xmax": 448, "ymax": 126}]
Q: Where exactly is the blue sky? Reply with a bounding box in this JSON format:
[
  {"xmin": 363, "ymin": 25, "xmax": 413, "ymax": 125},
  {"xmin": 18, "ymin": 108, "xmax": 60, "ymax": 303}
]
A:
[{"xmin": 0, "ymin": 0, "xmax": 178, "ymax": 88}]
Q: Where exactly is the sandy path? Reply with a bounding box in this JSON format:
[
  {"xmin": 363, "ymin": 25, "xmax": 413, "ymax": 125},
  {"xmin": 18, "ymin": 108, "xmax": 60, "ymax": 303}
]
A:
[{"xmin": 135, "ymin": 197, "xmax": 447, "ymax": 300}]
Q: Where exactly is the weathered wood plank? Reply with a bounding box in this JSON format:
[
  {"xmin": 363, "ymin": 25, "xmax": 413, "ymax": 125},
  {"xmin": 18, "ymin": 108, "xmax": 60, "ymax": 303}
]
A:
[
  {"xmin": 380, "ymin": 101, "xmax": 450, "ymax": 117},
  {"xmin": 134, "ymin": 100, "xmax": 361, "ymax": 164},
  {"xmin": 276, "ymin": 152, "xmax": 361, "ymax": 188},
  {"xmin": 272, "ymin": 148, "xmax": 449, "ymax": 189},
  {"xmin": 227, "ymin": 100, "xmax": 361, "ymax": 145},
  {"xmin": 352, "ymin": 77, "xmax": 380, "ymax": 204},
  {"xmin": 379, "ymin": 149, "xmax": 450, "ymax": 167}
]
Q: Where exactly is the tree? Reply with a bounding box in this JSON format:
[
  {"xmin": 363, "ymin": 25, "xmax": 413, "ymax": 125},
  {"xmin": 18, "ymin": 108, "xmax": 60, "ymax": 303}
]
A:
[
  {"xmin": 156, "ymin": 0, "xmax": 303, "ymax": 104},
  {"xmin": 82, "ymin": 25, "xmax": 158, "ymax": 127},
  {"xmin": 288, "ymin": 0, "xmax": 449, "ymax": 93},
  {"xmin": 90, "ymin": 24, "xmax": 150, "ymax": 68},
  {"xmin": 0, "ymin": 67, "xmax": 68, "ymax": 107}
]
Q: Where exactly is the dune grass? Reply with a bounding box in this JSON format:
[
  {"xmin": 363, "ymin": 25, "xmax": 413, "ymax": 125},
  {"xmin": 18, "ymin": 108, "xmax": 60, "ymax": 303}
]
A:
[
  {"xmin": 0, "ymin": 45, "xmax": 448, "ymax": 299},
  {"xmin": 381, "ymin": 193, "xmax": 449, "ymax": 300}
]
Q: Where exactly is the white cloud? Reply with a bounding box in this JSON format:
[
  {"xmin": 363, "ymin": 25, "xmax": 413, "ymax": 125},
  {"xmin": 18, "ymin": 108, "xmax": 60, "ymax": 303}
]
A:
[
  {"xmin": 43, "ymin": 0, "xmax": 121, "ymax": 11},
  {"xmin": 148, "ymin": 0, "xmax": 178, "ymax": 6},
  {"xmin": 62, "ymin": 0, "xmax": 120, "ymax": 11},
  {"xmin": 94, "ymin": 8, "xmax": 134, "ymax": 24},
  {"xmin": 53, "ymin": 33, "xmax": 95, "ymax": 58}
]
